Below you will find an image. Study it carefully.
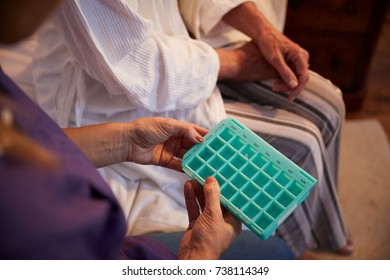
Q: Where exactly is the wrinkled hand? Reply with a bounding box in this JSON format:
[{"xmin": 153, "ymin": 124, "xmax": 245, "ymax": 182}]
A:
[
  {"xmin": 254, "ymin": 25, "xmax": 310, "ymax": 100},
  {"xmin": 126, "ymin": 117, "xmax": 208, "ymax": 172},
  {"xmin": 217, "ymin": 41, "xmax": 279, "ymax": 82},
  {"xmin": 178, "ymin": 177, "xmax": 242, "ymax": 260},
  {"xmin": 221, "ymin": 1, "xmax": 310, "ymax": 100}
]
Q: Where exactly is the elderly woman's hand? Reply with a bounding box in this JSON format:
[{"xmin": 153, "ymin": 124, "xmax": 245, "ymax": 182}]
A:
[
  {"xmin": 222, "ymin": 2, "xmax": 310, "ymax": 100},
  {"xmin": 252, "ymin": 24, "xmax": 310, "ymax": 100},
  {"xmin": 126, "ymin": 117, "xmax": 208, "ymax": 171},
  {"xmin": 64, "ymin": 117, "xmax": 207, "ymax": 169},
  {"xmin": 177, "ymin": 178, "xmax": 242, "ymax": 259},
  {"xmin": 217, "ymin": 41, "xmax": 279, "ymax": 81}
]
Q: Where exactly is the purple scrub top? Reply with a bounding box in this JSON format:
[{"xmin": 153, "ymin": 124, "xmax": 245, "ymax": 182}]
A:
[{"xmin": 0, "ymin": 69, "xmax": 175, "ymax": 260}]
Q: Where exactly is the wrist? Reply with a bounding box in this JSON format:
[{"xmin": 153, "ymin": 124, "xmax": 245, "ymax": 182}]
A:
[
  {"xmin": 121, "ymin": 122, "xmax": 134, "ymax": 163},
  {"xmin": 64, "ymin": 123, "xmax": 130, "ymax": 168},
  {"xmin": 216, "ymin": 48, "xmax": 242, "ymax": 81},
  {"xmin": 98, "ymin": 122, "xmax": 130, "ymax": 166}
]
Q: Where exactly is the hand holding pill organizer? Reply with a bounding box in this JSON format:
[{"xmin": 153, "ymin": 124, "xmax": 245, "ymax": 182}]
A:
[{"xmin": 182, "ymin": 118, "xmax": 317, "ymax": 240}]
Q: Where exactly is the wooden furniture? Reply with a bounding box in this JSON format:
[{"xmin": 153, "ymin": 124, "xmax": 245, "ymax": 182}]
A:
[{"xmin": 284, "ymin": 0, "xmax": 389, "ymax": 111}]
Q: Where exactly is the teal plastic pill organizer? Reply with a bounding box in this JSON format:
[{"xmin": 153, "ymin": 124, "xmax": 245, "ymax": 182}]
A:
[{"xmin": 182, "ymin": 118, "xmax": 317, "ymax": 240}]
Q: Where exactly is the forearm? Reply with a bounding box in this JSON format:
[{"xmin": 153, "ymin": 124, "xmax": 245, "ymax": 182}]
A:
[
  {"xmin": 216, "ymin": 43, "xmax": 278, "ymax": 81},
  {"xmin": 222, "ymin": 1, "xmax": 274, "ymax": 45},
  {"xmin": 222, "ymin": 1, "xmax": 309, "ymax": 95},
  {"xmin": 63, "ymin": 123, "xmax": 129, "ymax": 168},
  {"xmin": 216, "ymin": 48, "xmax": 240, "ymax": 81}
]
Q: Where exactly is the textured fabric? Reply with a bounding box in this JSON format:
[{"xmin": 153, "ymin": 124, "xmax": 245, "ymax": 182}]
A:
[
  {"xmin": 32, "ymin": 0, "xmax": 228, "ymax": 237},
  {"xmin": 118, "ymin": 236, "xmax": 176, "ymax": 260},
  {"xmin": 0, "ymin": 69, "xmax": 179, "ymax": 260},
  {"xmin": 179, "ymin": 0, "xmax": 287, "ymax": 47},
  {"xmin": 179, "ymin": 0, "xmax": 348, "ymax": 256},
  {"xmin": 220, "ymin": 72, "xmax": 347, "ymax": 255},
  {"xmin": 32, "ymin": 0, "xmax": 222, "ymax": 127},
  {"xmin": 0, "ymin": 69, "xmax": 125, "ymax": 259},
  {"xmin": 0, "ymin": 69, "xmax": 294, "ymax": 260},
  {"xmin": 0, "ymin": 36, "xmax": 37, "ymax": 99},
  {"xmin": 31, "ymin": 0, "xmax": 348, "ymax": 256}
]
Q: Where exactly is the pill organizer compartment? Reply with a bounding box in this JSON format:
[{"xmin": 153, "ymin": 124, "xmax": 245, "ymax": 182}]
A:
[{"xmin": 182, "ymin": 118, "xmax": 317, "ymax": 240}]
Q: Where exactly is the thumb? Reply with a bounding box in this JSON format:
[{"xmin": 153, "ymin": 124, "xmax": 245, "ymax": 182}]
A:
[{"xmin": 203, "ymin": 176, "xmax": 222, "ymax": 215}]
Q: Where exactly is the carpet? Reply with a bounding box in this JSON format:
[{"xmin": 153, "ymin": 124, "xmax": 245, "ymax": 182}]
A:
[{"xmin": 311, "ymin": 119, "xmax": 390, "ymax": 259}]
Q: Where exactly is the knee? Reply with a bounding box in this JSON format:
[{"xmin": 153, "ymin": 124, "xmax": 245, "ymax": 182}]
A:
[{"xmin": 307, "ymin": 71, "xmax": 346, "ymax": 120}]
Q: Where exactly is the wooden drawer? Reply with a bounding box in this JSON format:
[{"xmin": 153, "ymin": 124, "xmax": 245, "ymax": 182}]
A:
[
  {"xmin": 286, "ymin": 0, "xmax": 376, "ymax": 33},
  {"xmin": 291, "ymin": 32, "xmax": 367, "ymax": 90},
  {"xmin": 284, "ymin": 0, "xmax": 389, "ymax": 111}
]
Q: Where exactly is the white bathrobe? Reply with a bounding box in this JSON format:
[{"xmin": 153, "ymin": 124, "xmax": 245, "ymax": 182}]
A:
[
  {"xmin": 32, "ymin": 0, "xmax": 246, "ymax": 235},
  {"xmin": 29, "ymin": 0, "xmax": 348, "ymax": 256}
]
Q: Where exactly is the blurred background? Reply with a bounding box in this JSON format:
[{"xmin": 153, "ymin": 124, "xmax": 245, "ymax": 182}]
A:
[
  {"xmin": 284, "ymin": 0, "xmax": 390, "ymax": 134},
  {"xmin": 283, "ymin": 0, "xmax": 390, "ymax": 259}
]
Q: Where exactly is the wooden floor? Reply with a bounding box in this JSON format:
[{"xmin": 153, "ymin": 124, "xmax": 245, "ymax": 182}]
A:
[{"xmin": 346, "ymin": 11, "xmax": 390, "ymax": 141}]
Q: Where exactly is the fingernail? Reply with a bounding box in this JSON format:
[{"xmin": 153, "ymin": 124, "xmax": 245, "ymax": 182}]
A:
[
  {"xmin": 195, "ymin": 134, "xmax": 204, "ymax": 142},
  {"xmin": 289, "ymin": 80, "xmax": 298, "ymax": 88},
  {"xmin": 206, "ymin": 176, "xmax": 216, "ymax": 184}
]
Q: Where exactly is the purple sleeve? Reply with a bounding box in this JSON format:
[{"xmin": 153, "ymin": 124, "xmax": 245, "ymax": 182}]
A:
[
  {"xmin": 118, "ymin": 236, "xmax": 176, "ymax": 260},
  {"xmin": 0, "ymin": 69, "xmax": 126, "ymax": 259}
]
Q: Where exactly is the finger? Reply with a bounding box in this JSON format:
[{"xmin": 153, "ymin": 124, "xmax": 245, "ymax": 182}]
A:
[
  {"xmin": 155, "ymin": 139, "xmax": 176, "ymax": 168},
  {"xmin": 181, "ymin": 126, "xmax": 208, "ymax": 149},
  {"xmin": 184, "ymin": 180, "xmax": 201, "ymax": 226},
  {"xmin": 186, "ymin": 125, "xmax": 206, "ymax": 143},
  {"xmin": 175, "ymin": 146, "xmax": 190, "ymax": 159},
  {"xmin": 272, "ymin": 76, "xmax": 307, "ymax": 102},
  {"xmin": 166, "ymin": 158, "xmax": 183, "ymax": 172},
  {"xmin": 287, "ymin": 71, "xmax": 309, "ymax": 100},
  {"xmin": 268, "ymin": 51, "xmax": 298, "ymax": 90},
  {"xmin": 192, "ymin": 180, "xmax": 206, "ymax": 212},
  {"xmin": 158, "ymin": 135, "xmax": 196, "ymax": 170},
  {"xmin": 287, "ymin": 48, "xmax": 309, "ymax": 97},
  {"xmin": 288, "ymin": 72, "xmax": 309, "ymax": 101},
  {"xmin": 153, "ymin": 118, "xmax": 205, "ymax": 147},
  {"xmin": 272, "ymin": 79, "xmax": 290, "ymax": 92},
  {"xmin": 175, "ymin": 131, "xmax": 208, "ymax": 159},
  {"xmin": 288, "ymin": 52, "xmax": 310, "ymax": 100},
  {"xmin": 203, "ymin": 176, "xmax": 222, "ymax": 215},
  {"xmin": 167, "ymin": 119, "xmax": 208, "ymax": 145},
  {"xmin": 194, "ymin": 125, "xmax": 209, "ymax": 137}
]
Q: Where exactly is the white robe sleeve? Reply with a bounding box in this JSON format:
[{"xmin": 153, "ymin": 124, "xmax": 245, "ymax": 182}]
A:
[
  {"xmin": 179, "ymin": 0, "xmax": 287, "ymax": 48},
  {"xmin": 51, "ymin": 0, "xmax": 219, "ymax": 112},
  {"xmin": 198, "ymin": 0, "xmax": 253, "ymax": 35},
  {"xmin": 179, "ymin": 0, "xmax": 252, "ymax": 42}
]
